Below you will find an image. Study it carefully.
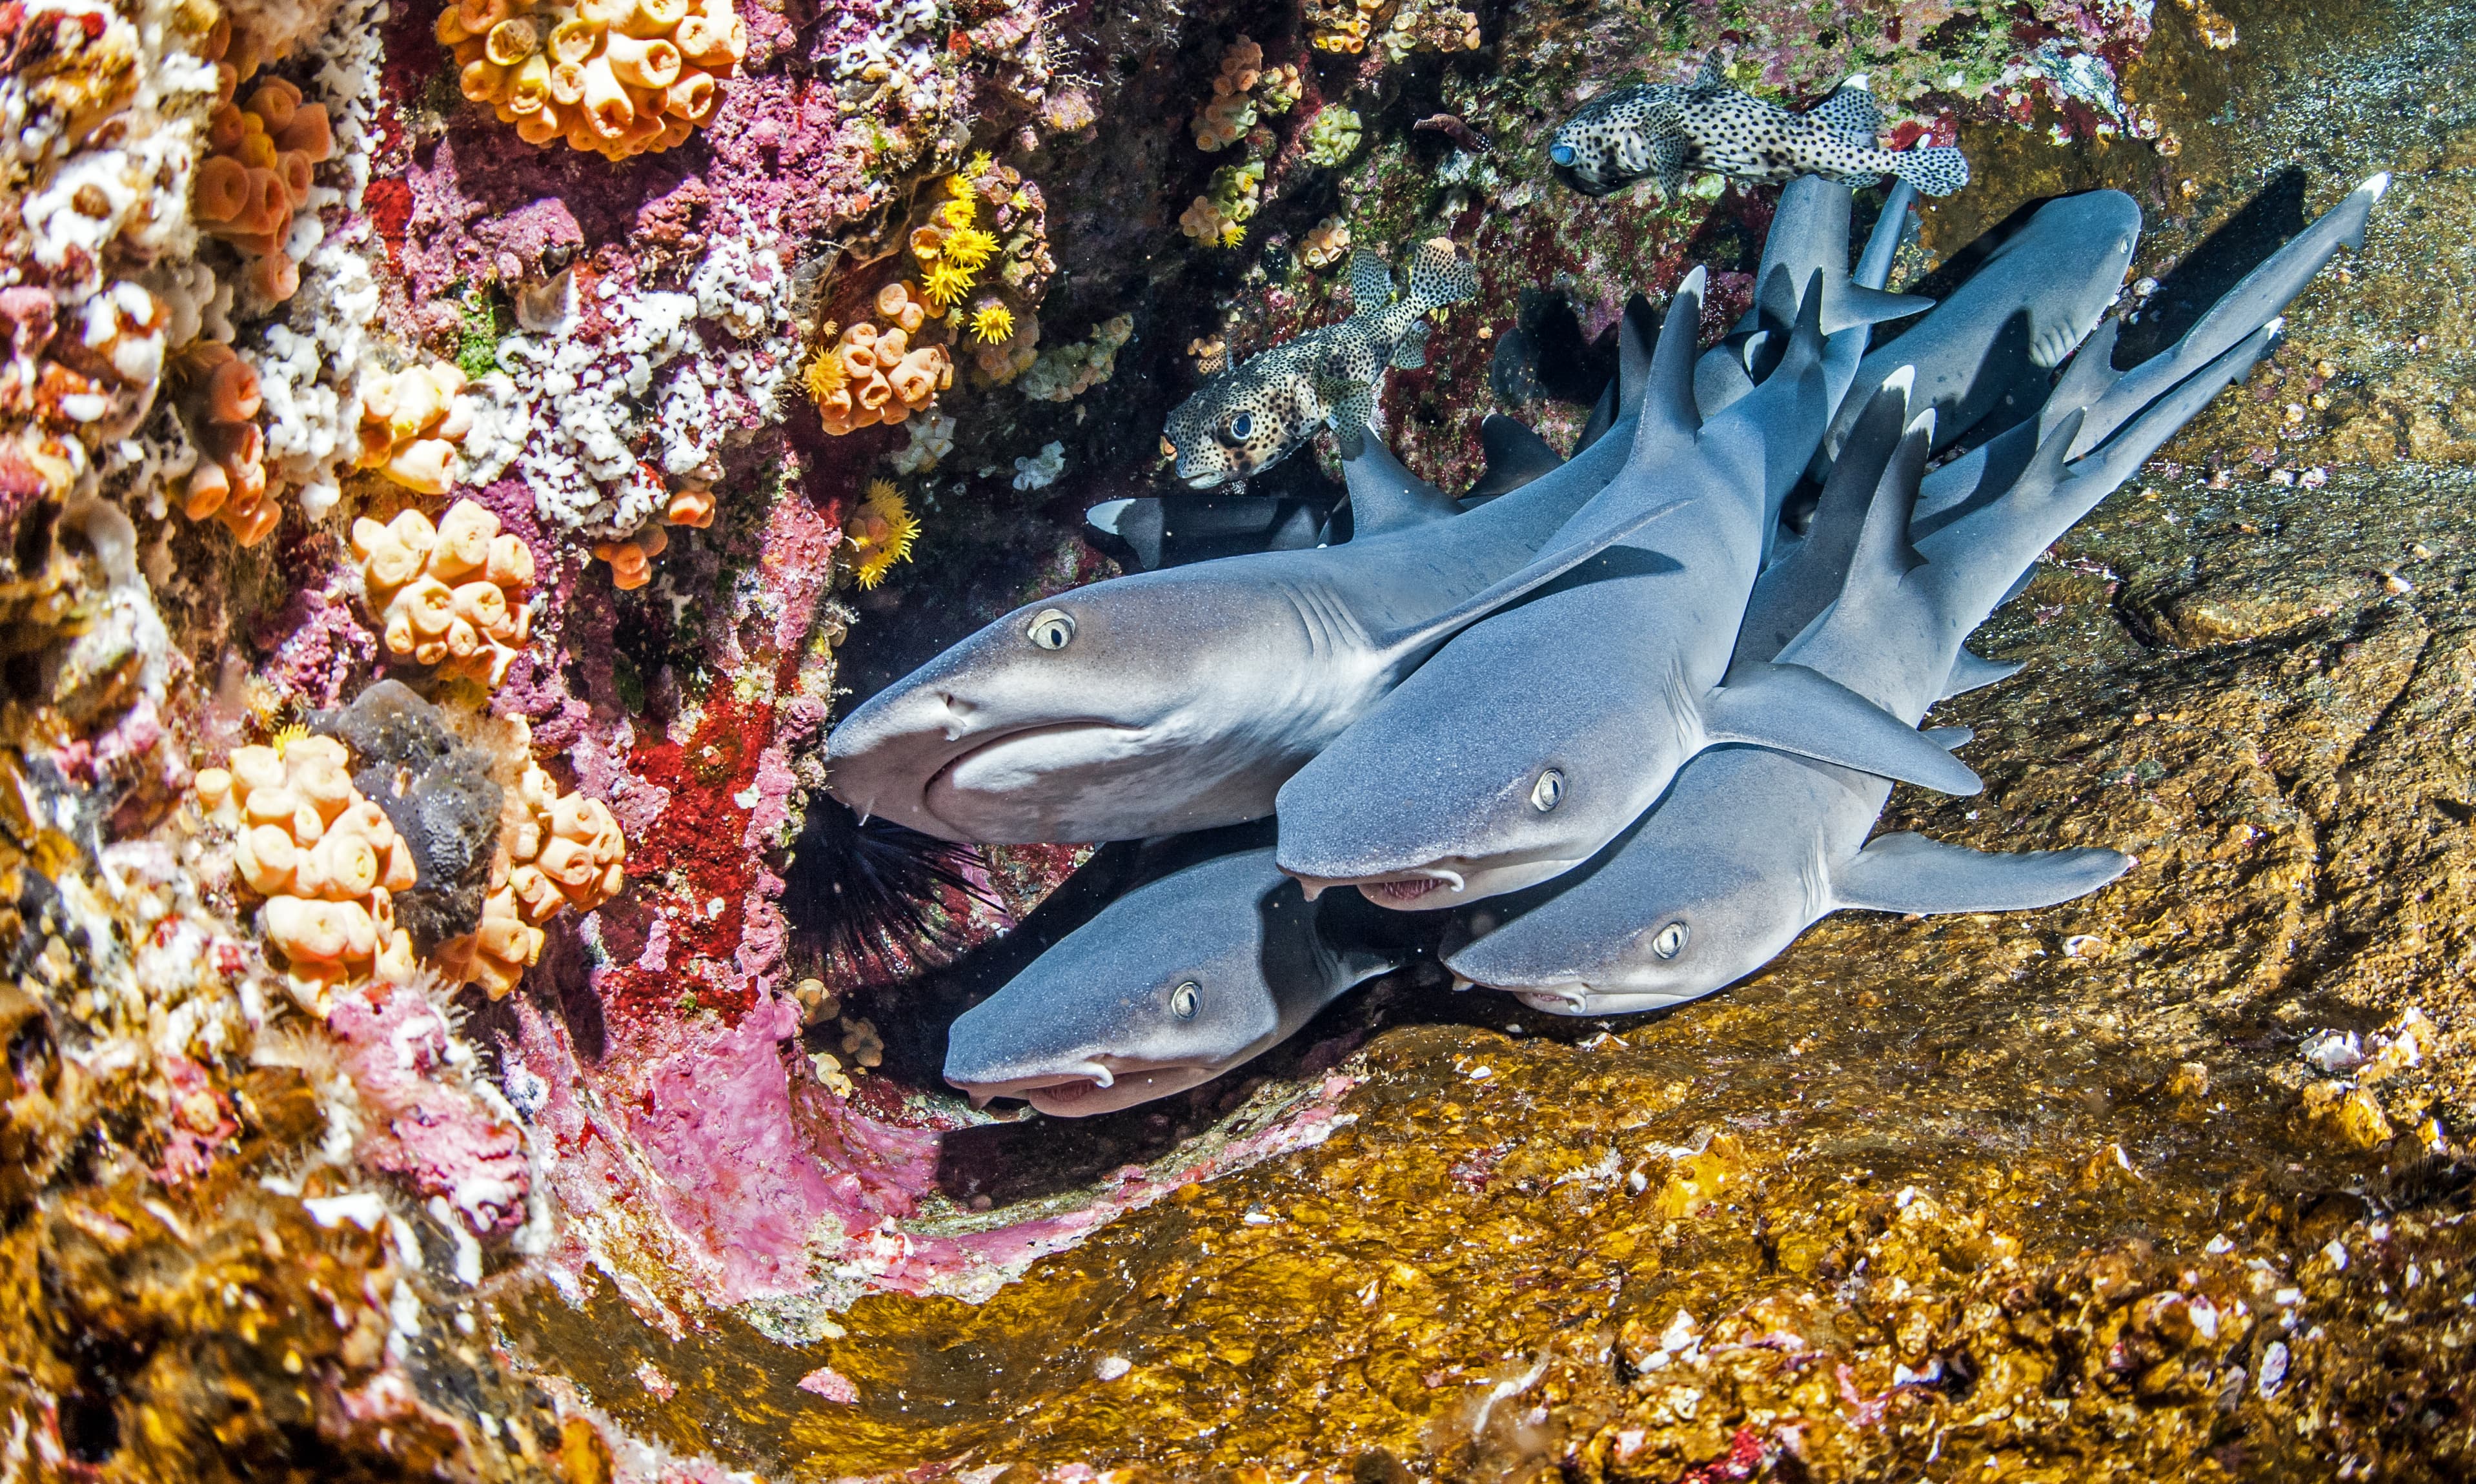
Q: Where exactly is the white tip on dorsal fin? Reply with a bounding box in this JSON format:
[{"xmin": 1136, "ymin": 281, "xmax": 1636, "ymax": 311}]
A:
[
  {"xmin": 1903, "ymin": 407, "xmax": 1936, "ymax": 442},
  {"xmin": 1878, "ymin": 363, "xmax": 1916, "ymax": 399},
  {"xmin": 2362, "ymin": 170, "xmax": 2391, "ymax": 199}
]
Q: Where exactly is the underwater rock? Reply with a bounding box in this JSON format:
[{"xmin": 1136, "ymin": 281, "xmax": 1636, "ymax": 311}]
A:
[{"xmin": 314, "ymin": 680, "xmax": 503, "ymax": 952}]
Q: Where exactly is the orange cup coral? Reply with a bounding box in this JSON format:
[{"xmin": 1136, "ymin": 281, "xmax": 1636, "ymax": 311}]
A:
[
  {"xmin": 192, "ymin": 72, "xmax": 334, "ymax": 303},
  {"xmin": 176, "ymin": 343, "xmax": 279, "ymax": 547},
  {"xmin": 439, "ymin": 0, "xmax": 749, "ymax": 162},
  {"xmin": 196, "ymin": 737, "xmax": 421, "ymax": 1016},
  {"xmin": 351, "ymin": 501, "xmax": 538, "ymax": 689},
  {"xmin": 434, "ymin": 758, "xmax": 628, "ymax": 997},
  {"xmin": 354, "ymin": 363, "xmax": 477, "ymax": 494},
  {"xmin": 809, "ymin": 302, "xmax": 951, "ymax": 438},
  {"xmin": 591, "ymin": 523, "xmax": 667, "ymax": 589}
]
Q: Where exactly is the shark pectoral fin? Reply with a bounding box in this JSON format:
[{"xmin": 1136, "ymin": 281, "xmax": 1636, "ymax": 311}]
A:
[
  {"xmin": 1468, "ymin": 414, "xmax": 1565, "ymax": 498},
  {"xmin": 1392, "ymin": 320, "xmax": 1433, "ymax": 370},
  {"xmin": 1840, "ymin": 285, "xmax": 1935, "ymax": 327},
  {"xmin": 1923, "ymin": 725, "xmax": 1974, "ymax": 751},
  {"xmin": 1834, "ymin": 831, "xmax": 2132, "ymax": 915},
  {"xmin": 1701, "ymin": 663, "xmax": 1984, "ymax": 795},
  {"xmin": 1343, "ymin": 432, "xmax": 1463, "ymax": 534},
  {"xmin": 1940, "ymin": 647, "xmax": 2025, "ymax": 699},
  {"xmin": 1375, "ymin": 495, "xmax": 1692, "ymax": 661}
]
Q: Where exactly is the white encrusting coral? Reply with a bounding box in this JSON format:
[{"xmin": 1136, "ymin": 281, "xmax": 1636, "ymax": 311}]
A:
[{"xmin": 482, "ymin": 224, "xmax": 798, "ymax": 534}]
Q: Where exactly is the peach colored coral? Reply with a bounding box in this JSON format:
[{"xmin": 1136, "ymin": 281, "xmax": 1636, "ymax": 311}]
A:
[
  {"xmin": 813, "ymin": 299, "xmax": 951, "ymax": 438},
  {"xmin": 175, "ymin": 343, "xmax": 279, "ymax": 547},
  {"xmin": 434, "ymin": 757, "xmax": 627, "ymax": 997},
  {"xmin": 196, "ymin": 737, "xmax": 421, "ymax": 1017},
  {"xmin": 354, "ymin": 363, "xmax": 477, "ymax": 494},
  {"xmin": 351, "ymin": 501, "xmax": 537, "ymax": 689},
  {"xmin": 191, "ymin": 60, "xmax": 334, "ymax": 304},
  {"xmin": 440, "ymin": 0, "xmax": 749, "ymax": 163},
  {"xmin": 591, "ymin": 523, "xmax": 667, "ymax": 589}
]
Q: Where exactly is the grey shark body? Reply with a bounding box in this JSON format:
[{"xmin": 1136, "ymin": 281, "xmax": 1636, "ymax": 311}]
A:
[
  {"xmin": 1275, "ymin": 253, "xmax": 1982, "ymax": 913},
  {"xmin": 826, "ymin": 365, "xmax": 1658, "ymax": 844},
  {"xmin": 1447, "ymin": 173, "xmax": 2389, "ymax": 1013},
  {"xmin": 942, "ymin": 846, "xmax": 1401, "ymax": 1115}
]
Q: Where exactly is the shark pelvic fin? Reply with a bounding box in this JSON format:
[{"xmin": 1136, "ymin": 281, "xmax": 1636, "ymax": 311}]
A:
[
  {"xmin": 1701, "ymin": 662, "xmax": 1984, "ymax": 796},
  {"xmin": 1834, "ymin": 831, "xmax": 2131, "ymax": 915}
]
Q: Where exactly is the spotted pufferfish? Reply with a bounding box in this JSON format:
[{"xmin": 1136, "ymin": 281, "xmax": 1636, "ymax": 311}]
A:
[
  {"xmin": 1549, "ymin": 63, "xmax": 1970, "ymax": 200},
  {"xmin": 1162, "ymin": 237, "xmax": 1480, "ymax": 489}
]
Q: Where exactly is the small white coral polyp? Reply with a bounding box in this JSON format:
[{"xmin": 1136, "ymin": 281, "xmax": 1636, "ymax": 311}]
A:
[
  {"xmin": 440, "ymin": 0, "xmax": 749, "ymax": 161},
  {"xmin": 196, "ymin": 737, "xmax": 420, "ymax": 1017}
]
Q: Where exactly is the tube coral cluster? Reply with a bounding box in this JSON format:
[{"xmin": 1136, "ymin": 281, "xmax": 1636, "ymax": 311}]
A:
[
  {"xmin": 175, "ymin": 343, "xmax": 278, "ymax": 545},
  {"xmin": 438, "ymin": 0, "xmax": 749, "ymax": 161},
  {"xmin": 1304, "ymin": 0, "xmax": 1386, "ymax": 54},
  {"xmin": 1190, "ymin": 36, "xmax": 1296, "ymax": 151},
  {"xmin": 192, "ymin": 60, "xmax": 335, "ymax": 304},
  {"xmin": 352, "ymin": 361, "xmax": 476, "ymax": 493},
  {"xmin": 349, "ymin": 500, "xmax": 537, "ymax": 687},
  {"xmin": 806, "ymin": 283, "xmax": 953, "ymax": 438},
  {"xmin": 196, "ymin": 736, "xmax": 421, "ymax": 1016},
  {"xmin": 434, "ymin": 751, "xmax": 627, "ymax": 995}
]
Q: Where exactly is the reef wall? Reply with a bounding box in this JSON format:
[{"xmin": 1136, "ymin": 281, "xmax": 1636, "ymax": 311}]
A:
[{"xmin": 5, "ymin": 0, "xmax": 2476, "ymax": 1479}]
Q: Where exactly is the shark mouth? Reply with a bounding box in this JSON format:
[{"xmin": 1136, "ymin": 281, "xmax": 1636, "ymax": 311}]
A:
[
  {"xmin": 1291, "ymin": 849, "xmax": 1590, "ymax": 911},
  {"xmin": 920, "ymin": 718, "xmax": 1152, "ymax": 837},
  {"xmin": 1355, "ymin": 869, "xmax": 1466, "ymax": 910}
]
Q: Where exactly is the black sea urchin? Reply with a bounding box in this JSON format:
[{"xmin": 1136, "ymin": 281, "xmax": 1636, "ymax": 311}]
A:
[{"xmin": 786, "ymin": 795, "xmax": 996, "ymax": 979}]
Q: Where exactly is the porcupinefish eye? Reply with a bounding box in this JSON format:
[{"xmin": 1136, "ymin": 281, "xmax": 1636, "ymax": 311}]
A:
[
  {"xmin": 1530, "ymin": 768, "xmax": 1565, "ymax": 812},
  {"xmin": 1549, "ymin": 142, "xmax": 1576, "ymax": 167},
  {"xmin": 1651, "ymin": 920, "xmax": 1688, "ymax": 960},
  {"xmin": 1170, "ymin": 981, "xmax": 1201, "ymax": 1019},
  {"xmin": 1224, "ymin": 411, "xmax": 1255, "ymax": 442},
  {"xmin": 1025, "ymin": 609, "xmax": 1076, "ymax": 650}
]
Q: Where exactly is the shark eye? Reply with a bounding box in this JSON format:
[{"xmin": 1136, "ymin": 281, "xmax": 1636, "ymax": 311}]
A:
[
  {"xmin": 1170, "ymin": 981, "xmax": 1201, "ymax": 1019},
  {"xmin": 1549, "ymin": 142, "xmax": 1576, "ymax": 166},
  {"xmin": 1530, "ymin": 769, "xmax": 1565, "ymax": 811},
  {"xmin": 1026, "ymin": 609, "xmax": 1076, "ymax": 650},
  {"xmin": 1652, "ymin": 920, "xmax": 1688, "ymax": 959}
]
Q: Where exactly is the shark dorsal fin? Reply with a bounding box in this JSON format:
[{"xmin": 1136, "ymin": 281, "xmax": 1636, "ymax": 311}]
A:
[
  {"xmin": 1840, "ymin": 405, "xmax": 1933, "ymax": 605},
  {"xmin": 1342, "ymin": 431, "xmax": 1463, "ymax": 534},
  {"xmin": 1619, "ymin": 292, "xmax": 1658, "ymax": 405},
  {"xmin": 1629, "ymin": 267, "xmax": 1707, "ymax": 463},
  {"xmin": 1466, "ymin": 414, "xmax": 1565, "ymax": 499}
]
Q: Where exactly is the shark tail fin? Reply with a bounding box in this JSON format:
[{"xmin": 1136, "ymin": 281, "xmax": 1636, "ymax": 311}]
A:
[
  {"xmin": 1466, "ymin": 414, "xmax": 1564, "ymax": 500},
  {"xmin": 2071, "ymin": 172, "xmax": 2384, "ymax": 456},
  {"xmin": 1854, "ymin": 179, "xmax": 1918, "ymax": 291},
  {"xmin": 1348, "ymin": 248, "xmax": 1392, "ymax": 312},
  {"xmin": 1806, "ymin": 76, "xmax": 1882, "ymax": 144},
  {"xmin": 1374, "ymin": 495, "xmax": 1691, "ymax": 663},
  {"xmin": 1407, "ymin": 237, "xmax": 1480, "ymax": 310},
  {"xmin": 1888, "ymin": 143, "xmax": 1970, "ymax": 198},
  {"xmin": 1629, "ymin": 267, "xmax": 1708, "ymax": 462}
]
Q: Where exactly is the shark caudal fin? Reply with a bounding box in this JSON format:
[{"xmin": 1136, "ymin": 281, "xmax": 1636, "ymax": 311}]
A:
[
  {"xmin": 1834, "ymin": 831, "xmax": 2130, "ymax": 915},
  {"xmin": 1888, "ymin": 143, "xmax": 1970, "ymax": 198},
  {"xmin": 1406, "ymin": 237, "xmax": 1481, "ymax": 310},
  {"xmin": 1805, "ymin": 76, "xmax": 1882, "ymax": 145},
  {"xmin": 1342, "ymin": 432, "xmax": 1463, "ymax": 534},
  {"xmin": 2069, "ymin": 172, "xmax": 2386, "ymax": 456},
  {"xmin": 1465, "ymin": 414, "xmax": 1565, "ymax": 500},
  {"xmin": 1941, "ymin": 647, "xmax": 2025, "ymax": 699}
]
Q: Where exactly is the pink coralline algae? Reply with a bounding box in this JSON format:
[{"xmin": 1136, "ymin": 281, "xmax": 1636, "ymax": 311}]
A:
[{"xmin": 327, "ymin": 982, "xmax": 533, "ymax": 1238}]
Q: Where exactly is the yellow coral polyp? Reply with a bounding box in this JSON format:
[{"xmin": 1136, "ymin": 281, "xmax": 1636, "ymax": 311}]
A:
[
  {"xmin": 940, "ymin": 225, "xmax": 999, "ymax": 274},
  {"xmin": 938, "ymin": 196, "xmax": 977, "ymax": 230},
  {"xmin": 946, "ymin": 172, "xmax": 979, "ymax": 201},
  {"xmin": 965, "ymin": 150, "xmax": 995, "ymax": 176},
  {"xmin": 804, "ymin": 348, "xmax": 848, "ymax": 403},
  {"xmin": 846, "ymin": 481, "xmax": 919, "ymax": 589},
  {"xmin": 969, "ymin": 301, "xmax": 1015, "ymax": 344},
  {"xmin": 921, "ymin": 259, "xmax": 977, "ymax": 310}
]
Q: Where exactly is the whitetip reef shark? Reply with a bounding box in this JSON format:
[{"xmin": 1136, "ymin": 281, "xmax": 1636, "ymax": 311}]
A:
[
  {"xmin": 940, "ymin": 846, "xmax": 1405, "ymax": 1115},
  {"xmin": 1448, "ymin": 172, "xmax": 2388, "ymax": 1013},
  {"xmin": 824, "ymin": 306, "xmax": 1672, "ymax": 846},
  {"xmin": 1274, "ymin": 263, "xmax": 1981, "ymax": 912}
]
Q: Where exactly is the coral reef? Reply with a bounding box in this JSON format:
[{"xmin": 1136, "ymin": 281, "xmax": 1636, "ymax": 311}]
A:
[
  {"xmin": 349, "ymin": 500, "xmax": 536, "ymax": 687},
  {"xmin": 1301, "ymin": 103, "xmax": 1365, "ymax": 168},
  {"xmin": 807, "ymin": 312, "xmax": 949, "ymax": 438},
  {"xmin": 318, "ymin": 681, "xmax": 503, "ymax": 953},
  {"xmin": 350, "ymin": 361, "xmax": 476, "ymax": 493},
  {"xmin": 439, "ymin": 0, "xmax": 749, "ymax": 161},
  {"xmin": 434, "ymin": 747, "xmax": 625, "ymax": 995},
  {"xmin": 1015, "ymin": 314, "xmax": 1132, "ymax": 403},
  {"xmin": 1299, "ymin": 214, "xmax": 1352, "ymax": 269}
]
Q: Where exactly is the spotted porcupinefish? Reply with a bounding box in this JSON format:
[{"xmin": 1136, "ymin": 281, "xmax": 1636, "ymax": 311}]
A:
[
  {"xmin": 1162, "ymin": 238, "xmax": 1479, "ymax": 489},
  {"xmin": 1548, "ymin": 65, "xmax": 1969, "ymax": 200}
]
